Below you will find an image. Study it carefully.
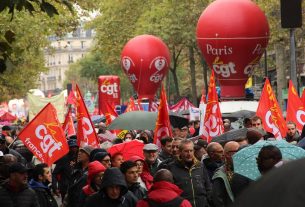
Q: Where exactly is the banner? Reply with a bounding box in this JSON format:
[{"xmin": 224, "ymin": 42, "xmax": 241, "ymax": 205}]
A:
[
  {"xmin": 28, "ymin": 91, "xmax": 65, "ymax": 123},
  {"xmin": 154, "ymin": 85, "xmax": 172, "ymax": 146},
  {"xmin": 200, "ymin": 71, "xmax": 224, "ymax": 142},
  {"xmin": 75, "ymin": 85, "xmax": 99, "ymax": 147},
  {"xmin": 18, "ymin": 103, "xmax": 69, "ymax": 166},
  {"xmin": 98, "ymin": 76, "xmax": 120, "ymax": 115},
  {"xmin": 286, "ymin": 80, "xmax": 305, "ymax": 132},
  {"xmin": 256, "ymin": 78, "xmax": 286, "ymax": 139}
]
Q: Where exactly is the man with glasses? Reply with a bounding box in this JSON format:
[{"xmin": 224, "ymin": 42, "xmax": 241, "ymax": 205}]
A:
[
  {"xmin": 203, "ymin": 142, "xmax": 224, "ymax": 181},
  {"xmin": 212, "ymin": 141, "xmax": 239, "ymax": 206}
]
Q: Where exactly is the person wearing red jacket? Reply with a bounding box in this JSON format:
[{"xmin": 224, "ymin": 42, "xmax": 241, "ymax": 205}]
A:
[
  {"xmin": 78, "ymin": 161, "xmax": 106, "ymax": 207},
  {"xmin": 136, "ymin": 169, "xmax": 192, "ymax": 207}
]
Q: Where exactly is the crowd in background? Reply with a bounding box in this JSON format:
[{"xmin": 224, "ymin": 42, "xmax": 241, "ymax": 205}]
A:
[{"xmin": 0, "ymin": 115, "xmax": 304, "ymax": 207}]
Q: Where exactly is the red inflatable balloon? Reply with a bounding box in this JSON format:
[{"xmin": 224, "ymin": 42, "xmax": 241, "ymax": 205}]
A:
[
  {"xmin": 196, "ymin": 0, "xmax": 269, "ymax": 98},
  {"xmin": 121, "ymin": 35, "xmax": 170, "ymax": 100}
]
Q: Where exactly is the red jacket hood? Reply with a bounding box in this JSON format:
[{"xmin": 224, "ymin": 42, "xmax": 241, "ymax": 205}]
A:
[
  {"xmin": 147, "ymin": 181, "xmax": 183, "ymax": 202},
  {"xmin": 87, "ymin": 161, "xmax": 106, "ymax": 184}
]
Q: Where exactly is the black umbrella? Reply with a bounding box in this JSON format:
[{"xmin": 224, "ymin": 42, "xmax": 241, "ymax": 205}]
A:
[
  {"xmin": 223, "ymin": 110, "xmax": 256, "ymax": 119},
  {"xmin": 211, "ymin": 128, "xmax": 248, "ymax": 143},
  {"xmin": 169, "ymin": 111, "xmax": 189, "ymax": 129},
  {"xmin": 232, "ymin": 158, "xmax": 305, "ymax": 207}
]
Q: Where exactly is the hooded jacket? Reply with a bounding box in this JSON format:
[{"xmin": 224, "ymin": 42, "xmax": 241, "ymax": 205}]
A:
[
  {"xmin": 136, "ymin": 181, "xmax": 192, "ymax": 207},
  {"xmin": 84, "ymin": 167, "xmax": 138, "ymax": 207},
  {"xmin": 29, "ymin": 179, "xmax": 58, "ymax": 207}
]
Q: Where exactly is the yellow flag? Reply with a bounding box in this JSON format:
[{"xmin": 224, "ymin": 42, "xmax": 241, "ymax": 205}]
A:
[
  {"xmin": 28, "ymin": 91, "xmax": 66, "ymax": 123},
  {"xmin": 245, "ymin": 77, "xmax": 253, "ymax": 88}
]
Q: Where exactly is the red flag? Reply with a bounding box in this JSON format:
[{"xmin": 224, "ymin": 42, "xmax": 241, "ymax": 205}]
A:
[
  {"xmin": 201, "ymin": 71, "xmax": 224, "ymax": 143},
  {"xmin": 105, "ymin": 102, "xmax": 118, "ymax": 126},
  {"xmin": 125, "ymin": 97, "xmax": 142, "ymax": 112},
  {"xmin": 18, "ymin": 103, "xmax": 69, "ymax": 166},
  {"xmin": 154, "ymin": 85, "xmax": 173, "ymax": 146},
  {"xmin": 256, "ymin": 78, "xmax": 286, "ymax": 139},
  {"xmin": 67, "ymin": 89, "xmax": 76, "ymax": 105},
  {"xmin": 75, "ymin": 85, "xmax": 99, "ymax": 147},
  {"xmin": 301, "ymin": 88, "xmax": 305, "ymax": 107},
  {"xmin": 286, "ymin": 80, "xmax": 305, "ymax": 132},
  {"xmin": 150, "ymin": 101, "xmax": 159, "ymax": 112},
  {"xmin": 62, "ymin": 108, "xmax": 76, "ymax": 138}
]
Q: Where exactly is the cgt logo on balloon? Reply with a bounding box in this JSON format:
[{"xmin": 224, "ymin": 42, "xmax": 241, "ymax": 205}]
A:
[
  {"xmin": 149, "ymin": 57, "xmax": 168, "ymax": 83},
  {"xmin": 196, "ymin": 0, "xmax": 270, "ymax": 98},
  {"xmin": 122, "ymin": 57, "xmax": 138, "ymax": 83}
]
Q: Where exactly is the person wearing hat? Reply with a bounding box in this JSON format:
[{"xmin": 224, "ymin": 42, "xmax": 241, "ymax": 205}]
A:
[
  {"xmin": 65, "ymin": 145, "xmax": 94, "ymax": 207},
  {"xmin": 194, "ymin": 139, "xmax": 208, "ymax": 162},
  {"xmin": 0, "ymin": 162, "xmax": 40, "ymax": 207},
  {"xmin": 143, "ymin": 143, "xmax": 161, "ymax": 176},
  {"xmin": 52, "ymin": 138, "xmax": 79, "ymax": 201},
  {"xmin": 93, "ymin": 152, "xmax": 112, "ymax": 169},
  {"xmin": 78, "ymin": 161, "xmax": 106, "ymax": 207},
  {"xmin": 84, "ymin": 167, "xmax": 138, "ymax": 207}
]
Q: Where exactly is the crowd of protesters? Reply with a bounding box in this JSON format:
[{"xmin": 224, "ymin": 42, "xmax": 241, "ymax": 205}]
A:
[{"xmin": 0, "ymin": 115, "xmax": 305, "ymax": 207}]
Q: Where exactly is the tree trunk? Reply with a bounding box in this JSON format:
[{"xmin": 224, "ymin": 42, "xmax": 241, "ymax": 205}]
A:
[
  {"xmin": 171, "ymin": 68, "xmax": 180, "ymax": 101},
  {"xmin": 189, "ymin": 45, "xmax": 197, "ymax": 106},
  {"xmin": 275, "ymin": 42, "xmax": 286, "ymax": 111}
]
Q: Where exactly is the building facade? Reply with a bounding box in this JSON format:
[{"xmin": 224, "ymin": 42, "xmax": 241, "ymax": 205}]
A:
[{"xmin": 38, "ymin": 27, "xmax": 95, "ymax": 96}]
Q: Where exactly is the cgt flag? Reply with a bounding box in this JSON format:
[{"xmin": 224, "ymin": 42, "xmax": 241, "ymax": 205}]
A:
[
  {"xmin": 62, "ymin": 108, "xmax": 76, "ymax": 138},
  {"xmin": 200, "ymin": 71, "xmax": 224, "ymax": 143},
  {"xmin": 286, "ymin": 80, "xmax": 305, "ymax": 132},
  {"xmin": 153, "ymin": 84, "xmax": 172, "ymax": 146},
  {"xmin": 75, "ymin": 85, "xmax": 99, "ymax": 148},
  {"xmin": 256, "ymin": 78, "xmax": 286, "ymax": 139},
  {"xmin": 18, "ymin": 103, "xmax": 69, "ymax": 166}
]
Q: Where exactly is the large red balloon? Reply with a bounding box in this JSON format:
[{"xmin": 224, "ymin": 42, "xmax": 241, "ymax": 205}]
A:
[
  {"xmin": 121, "ymin": 35, "xmax": 170, "ymax": 100},
  {"xmin": 196, "ymin": 0, "xmax": 269, "ymax": 99}
]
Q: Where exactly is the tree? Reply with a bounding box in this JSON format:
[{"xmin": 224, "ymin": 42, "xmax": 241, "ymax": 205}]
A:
[{"xmin": 0, "ymin": 2, "xmax": 79, "ymax": 101}]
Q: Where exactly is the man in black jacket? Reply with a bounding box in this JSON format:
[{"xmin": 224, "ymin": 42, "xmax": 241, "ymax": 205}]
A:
[
  {"xmin": 29, "ymin": 163, "xmax": 58, "ymax": 207},
  {"xmin": 120, "ymin": 161, "xmax": 147, "ymax": 199},
  {"xmin": 52, "ymin": 138, "xmax": 78, "ymax": 200},
  {"xmin": 167, "ymin": 139, "xmax": 212, "ymax": 207},
  {"xmin": 0, "ymin": 162, "xmax": 39, "ymax": 207},
  {"xmin": 84, "ymin": 167, "xmax": 138, "ymax": 207}
]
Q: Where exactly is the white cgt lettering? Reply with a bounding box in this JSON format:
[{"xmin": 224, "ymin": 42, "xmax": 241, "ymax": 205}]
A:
[
  {"xmin": 35, "ymin": 125, "xmax": 62, "ymax": 157},
  {"xmin": 213, "ymin": 62, "xmax": 236, "ymax": 78},
  {"xmin": 100, "ymin": 83, "xmax": 118, "ymax": 95}
]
